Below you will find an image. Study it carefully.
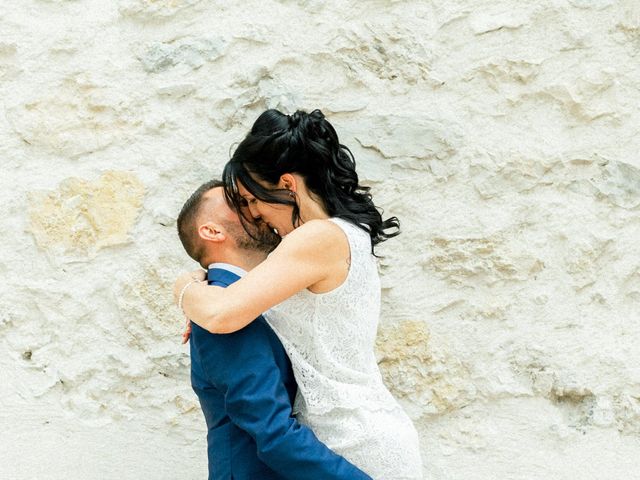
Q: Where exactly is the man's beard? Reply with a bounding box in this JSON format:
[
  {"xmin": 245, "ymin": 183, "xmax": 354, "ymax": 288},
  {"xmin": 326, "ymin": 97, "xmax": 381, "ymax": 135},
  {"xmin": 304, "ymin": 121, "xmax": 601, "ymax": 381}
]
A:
[{"xmin": 225, "ymin": 220, "xmax": 280, "ymax": 253}]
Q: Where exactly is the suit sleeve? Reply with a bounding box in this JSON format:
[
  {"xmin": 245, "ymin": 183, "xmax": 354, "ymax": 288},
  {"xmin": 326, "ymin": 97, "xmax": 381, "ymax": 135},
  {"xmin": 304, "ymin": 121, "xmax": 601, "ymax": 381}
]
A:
[{"xmin": 193, "ymin": 317, "xmax": 372, "ymax": 480}]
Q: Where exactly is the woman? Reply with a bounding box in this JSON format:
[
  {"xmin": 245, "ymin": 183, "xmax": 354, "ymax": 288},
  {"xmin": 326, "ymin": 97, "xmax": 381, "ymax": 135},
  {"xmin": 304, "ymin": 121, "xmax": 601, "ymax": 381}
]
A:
[{"xmin": 175, "ymin": 109, "xmax": 422, "ymax": 479}]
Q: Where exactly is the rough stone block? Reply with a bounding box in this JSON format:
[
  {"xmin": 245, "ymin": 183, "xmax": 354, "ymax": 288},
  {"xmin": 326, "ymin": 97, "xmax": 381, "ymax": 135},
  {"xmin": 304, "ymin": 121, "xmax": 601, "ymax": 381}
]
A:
[
  {"xmin": 138, "ymin": 36, "xmax": 227, "ymax": 73},
  {"xmin": 8, "ymin": 76, "xmax": 144, "ymax": 158},
  {"xmin": 28, "ymin": 171, "xmax": 145, "ymax": 257}
]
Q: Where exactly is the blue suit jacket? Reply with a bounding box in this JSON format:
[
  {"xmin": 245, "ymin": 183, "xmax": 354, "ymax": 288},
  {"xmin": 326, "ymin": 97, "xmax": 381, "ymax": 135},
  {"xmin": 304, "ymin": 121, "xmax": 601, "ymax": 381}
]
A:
[{"xmin": 190, "ymin": 267, "xmax": 371, "ymax": 480}]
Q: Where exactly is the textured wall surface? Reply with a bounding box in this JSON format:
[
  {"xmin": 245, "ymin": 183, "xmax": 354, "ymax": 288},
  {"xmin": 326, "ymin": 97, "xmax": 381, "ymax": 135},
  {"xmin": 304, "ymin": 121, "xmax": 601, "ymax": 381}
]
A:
[{"xmin": 1, "ymin": 1, "xmax": 639, "ymax": 479}]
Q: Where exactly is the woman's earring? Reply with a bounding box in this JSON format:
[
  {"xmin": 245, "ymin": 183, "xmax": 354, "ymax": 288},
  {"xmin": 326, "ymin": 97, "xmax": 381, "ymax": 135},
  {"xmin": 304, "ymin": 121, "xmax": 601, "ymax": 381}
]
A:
[{"xmin": 288, "ymin": 191, "xmax": 295, "ymax": 197}]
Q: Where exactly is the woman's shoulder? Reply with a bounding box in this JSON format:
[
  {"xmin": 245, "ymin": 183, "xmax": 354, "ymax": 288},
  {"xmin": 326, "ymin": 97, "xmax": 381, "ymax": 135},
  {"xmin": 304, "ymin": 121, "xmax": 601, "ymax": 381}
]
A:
[
  {"xmin": 275, "ymin": 218, "xmax": 348, "ymax": 257},
  {"xmin": 290, "ymin": 218, "xmax": 346, "ymax": 240}
]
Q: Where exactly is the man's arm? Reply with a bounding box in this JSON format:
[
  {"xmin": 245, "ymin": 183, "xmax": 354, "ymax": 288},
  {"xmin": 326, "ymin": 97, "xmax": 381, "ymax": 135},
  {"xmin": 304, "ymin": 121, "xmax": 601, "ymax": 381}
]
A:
[{"xmin": 193, "ymin": 319, "xmax": 372, "ymax": 480}]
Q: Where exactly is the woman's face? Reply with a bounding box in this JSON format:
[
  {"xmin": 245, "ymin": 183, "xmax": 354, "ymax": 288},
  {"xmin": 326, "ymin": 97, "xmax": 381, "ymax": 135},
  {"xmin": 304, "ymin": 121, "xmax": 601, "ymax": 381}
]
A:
[{"xmin": 237, "ymin": 181, "xmax": 294, "ymax": 237}]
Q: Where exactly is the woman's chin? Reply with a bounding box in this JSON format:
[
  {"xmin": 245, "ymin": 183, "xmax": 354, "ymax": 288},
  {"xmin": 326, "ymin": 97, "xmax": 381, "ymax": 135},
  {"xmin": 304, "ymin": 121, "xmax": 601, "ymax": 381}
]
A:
[{"xmin": 278, "ymin": 226, "xmax": 295, "ymax": 237}]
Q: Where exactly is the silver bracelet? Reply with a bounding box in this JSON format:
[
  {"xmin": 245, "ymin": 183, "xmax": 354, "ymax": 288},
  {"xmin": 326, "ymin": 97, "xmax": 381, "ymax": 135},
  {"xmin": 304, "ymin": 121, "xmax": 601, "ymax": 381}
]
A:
[{"xmin": 178, "ymin": 279, "xmax": 201, "ymax": 313}]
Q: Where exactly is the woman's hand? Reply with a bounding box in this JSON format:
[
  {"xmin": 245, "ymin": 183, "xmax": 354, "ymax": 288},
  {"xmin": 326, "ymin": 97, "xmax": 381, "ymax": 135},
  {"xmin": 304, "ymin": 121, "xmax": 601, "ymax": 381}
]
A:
[
  {"xmin": 173, "ymin": 269, "xmax": 207, "ymax": 304},
  {"xmin": 181, "ymin": 319, "xmax": 192, "ymax": 344},
  {"xmin": 174, "ymin": 269, "xmax": 206, "ymax": 343}
]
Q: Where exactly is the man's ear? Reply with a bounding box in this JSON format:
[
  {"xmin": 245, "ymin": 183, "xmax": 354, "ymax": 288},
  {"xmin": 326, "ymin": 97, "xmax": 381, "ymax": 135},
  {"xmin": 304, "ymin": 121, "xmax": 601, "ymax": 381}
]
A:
[
  {"xmin": 279, "ymin": 173, "xmax": 298, "ymax": 193},
  {"xmin": 198, "ymin": 222, "xmax": 226, "ymax": 242}
]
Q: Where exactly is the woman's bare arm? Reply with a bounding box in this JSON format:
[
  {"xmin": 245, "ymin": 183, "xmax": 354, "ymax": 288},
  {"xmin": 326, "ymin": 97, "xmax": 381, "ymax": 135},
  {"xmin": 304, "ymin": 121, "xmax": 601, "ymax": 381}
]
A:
[{"xmin": 178, "ymin": 219, "xmax": 348, "ymax": 334}]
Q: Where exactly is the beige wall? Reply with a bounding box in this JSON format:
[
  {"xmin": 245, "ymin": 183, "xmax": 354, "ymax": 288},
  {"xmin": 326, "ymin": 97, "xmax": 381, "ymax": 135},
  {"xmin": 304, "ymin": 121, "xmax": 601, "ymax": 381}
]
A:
[{"xmin": 1, "ymin": 1, "xmax": 639, "ymax": 479}]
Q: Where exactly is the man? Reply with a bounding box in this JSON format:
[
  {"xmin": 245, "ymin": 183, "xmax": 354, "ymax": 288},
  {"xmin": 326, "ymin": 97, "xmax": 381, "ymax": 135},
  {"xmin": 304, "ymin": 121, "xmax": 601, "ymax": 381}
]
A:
[{"xmin": 176, "ymin": 180, "xmax": 371, "ymax": 480}]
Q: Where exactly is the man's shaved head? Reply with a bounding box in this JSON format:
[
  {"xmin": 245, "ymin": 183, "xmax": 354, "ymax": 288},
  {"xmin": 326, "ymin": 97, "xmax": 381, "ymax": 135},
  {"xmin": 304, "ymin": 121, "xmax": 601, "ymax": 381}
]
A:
[
  {"xmin": 177, "ymin": 180, "xmax": 226, "ymax": 265},
  {"xmin": 177, "ymin": 180, "xmax": 279, "ymax": 267}
]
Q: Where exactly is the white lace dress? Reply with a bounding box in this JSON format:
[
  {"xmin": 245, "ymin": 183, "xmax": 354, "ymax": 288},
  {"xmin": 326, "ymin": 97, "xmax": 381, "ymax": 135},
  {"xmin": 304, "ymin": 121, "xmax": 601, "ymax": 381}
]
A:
[{"xmin": 265, "ymin": 217, "xmax": 423, "ymax": 480}]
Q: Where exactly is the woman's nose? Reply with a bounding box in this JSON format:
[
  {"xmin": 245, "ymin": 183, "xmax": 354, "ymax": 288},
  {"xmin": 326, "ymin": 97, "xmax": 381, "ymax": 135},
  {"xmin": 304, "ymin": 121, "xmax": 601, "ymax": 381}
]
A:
[{"xmin": 248, "ymin": 203, "xmax": 260, "ymax": 219}]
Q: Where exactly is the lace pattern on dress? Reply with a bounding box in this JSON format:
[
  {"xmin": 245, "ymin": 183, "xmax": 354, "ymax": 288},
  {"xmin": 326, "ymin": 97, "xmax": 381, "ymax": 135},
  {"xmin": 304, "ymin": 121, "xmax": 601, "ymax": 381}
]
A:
[{"xmin": 264, "ymin": 217, "xmax": 423, "ymax": 479}]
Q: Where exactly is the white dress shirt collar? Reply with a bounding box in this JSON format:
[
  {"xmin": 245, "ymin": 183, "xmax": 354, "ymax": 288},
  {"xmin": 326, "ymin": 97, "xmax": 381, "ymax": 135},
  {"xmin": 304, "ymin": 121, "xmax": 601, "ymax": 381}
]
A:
[{"xmin": 207, "ymin": 262, "xmax": 247, "ymax": 278}]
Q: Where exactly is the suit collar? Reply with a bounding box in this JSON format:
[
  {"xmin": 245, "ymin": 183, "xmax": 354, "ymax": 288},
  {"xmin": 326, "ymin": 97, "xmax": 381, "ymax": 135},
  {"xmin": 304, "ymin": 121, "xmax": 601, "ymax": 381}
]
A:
[
  {"xmin": 207, "ymin": 266, "xmax": 241, "ymax": 286},
  {"xmin": 208, "ymin": 262, "xmax": 247, "ymax": 278}
]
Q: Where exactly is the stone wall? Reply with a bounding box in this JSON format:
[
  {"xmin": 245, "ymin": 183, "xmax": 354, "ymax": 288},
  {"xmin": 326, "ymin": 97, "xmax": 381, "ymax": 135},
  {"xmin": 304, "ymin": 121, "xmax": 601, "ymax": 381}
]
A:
[{"xmin": 1, "ymin": 1, "xmax": 639, "ymax": 479}]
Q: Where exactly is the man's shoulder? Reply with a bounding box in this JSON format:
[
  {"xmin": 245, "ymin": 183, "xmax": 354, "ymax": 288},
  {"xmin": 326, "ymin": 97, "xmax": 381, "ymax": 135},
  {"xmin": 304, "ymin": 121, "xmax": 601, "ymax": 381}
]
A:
[
  {"xmin": 196, "ymin": 265, "xmax": 284, "ymax": 355},
  {"xmin": 191, "ymin": 314, "xmax": 271, "ymax": 341}
]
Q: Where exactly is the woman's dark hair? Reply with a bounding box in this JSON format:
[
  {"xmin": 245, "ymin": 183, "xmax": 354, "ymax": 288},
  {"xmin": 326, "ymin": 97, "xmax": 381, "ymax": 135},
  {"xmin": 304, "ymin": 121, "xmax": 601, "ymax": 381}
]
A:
[{"xmin": 222, "ymin": 108, "xmax": 399, "ymax": 253}]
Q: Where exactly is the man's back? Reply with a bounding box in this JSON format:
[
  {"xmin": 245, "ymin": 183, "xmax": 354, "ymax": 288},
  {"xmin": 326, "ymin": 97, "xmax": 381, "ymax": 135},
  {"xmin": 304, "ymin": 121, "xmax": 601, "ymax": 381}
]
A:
[
  {"xmin": 190, "ymin": 267, "xmax": 294, "ymax": 479},
  {"xmin": 191, "ymin": 320, "xmax": 293, "ymax": 478},
  {"xmin": 189, "ymin": 266, "xmax": 371, "ymax": 480}
]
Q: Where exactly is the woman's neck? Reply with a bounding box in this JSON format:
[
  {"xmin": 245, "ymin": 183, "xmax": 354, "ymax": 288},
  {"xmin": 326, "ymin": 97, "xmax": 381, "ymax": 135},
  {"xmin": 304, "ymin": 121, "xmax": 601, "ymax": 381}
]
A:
[
  {"xmin": 297, "ymin": 190, "xmax": 330, "ymax": 224},
  {"xmin": 300, "ymin": 199, "xmax": 330, "ymax": 223}
]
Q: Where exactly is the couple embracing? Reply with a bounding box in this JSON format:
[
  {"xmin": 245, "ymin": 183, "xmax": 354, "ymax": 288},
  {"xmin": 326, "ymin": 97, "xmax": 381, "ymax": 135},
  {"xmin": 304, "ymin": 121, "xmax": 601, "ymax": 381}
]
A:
[{"xmin": 174, "ymin": 109, "xmax": 422, "ymax": 479}]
